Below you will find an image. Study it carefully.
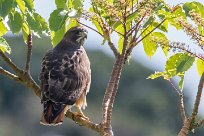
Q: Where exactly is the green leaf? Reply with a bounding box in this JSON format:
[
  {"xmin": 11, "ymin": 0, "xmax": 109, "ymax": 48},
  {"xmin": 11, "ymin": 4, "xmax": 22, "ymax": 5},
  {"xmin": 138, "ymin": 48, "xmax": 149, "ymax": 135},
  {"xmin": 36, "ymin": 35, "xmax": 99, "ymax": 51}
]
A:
[
  {"xmin": 55, "ymin": 0, "xmax": 68, "ymax": 9},
  {"xmin": 26, "ymin": 12, "xmax": 41, "ymax": 36},
  {"xmin": 178, "ymin": 74, "xmax": 184, "ymax": 91},
  {"xmin": 147, "ymin": 71, "xmax": 165, "ymax": 79},
  {"xmin": 72, "ymin": 0, "xmax": 83, "ymax": 10},
  {"xmin": 22, "ymin": 22, "xmax": 29, "ymax": 42},
  {"xmin": 49, "ymin": 9, "xmax": 68, "ymax": 32},
  {"xmin": 141, "ymin": 26, "xmax": 158, "ymax": 58},
  {"xmin": 152, "ymin": 21, "xmax": 168, "ymax": 32},
  {"xmin": 0, "ymin": 20, "xmax": 8, "ymax": 36},
  {"xmin": 118, "ymin": 36, "xmax": 124, "ymax": 54},
  {"xmin": 8, "ymin": 11, "xmax": 23, "ymax": 34},
  {"xmin": 0, "ymin": 37, "xmax": 11, "ymax": 54},
  {"xmin": 23, "ymin": 0, "xmax": 34, "ymax": 12},
  {"xmin": 151, "ymin": 32, "xmax": 169, "ymax": 56},
  {"xmin": 67, "ymin": 18, "xmax": 78, "ymax": 30},
  {"xmin": 165, "ymin": 53, "xmax": 195, "ymax": 77},
  {"xmin": 196, "ymin": 59, "xmax": 204, "ymax": 76},
  {"xmin": 51, "ymin": 24, "xmax": 66, "ymax": 46},
  {"xmin": 0, "ymin": 0, "xmax": 14, "ymax": 18},
  {"xmin": 183, "ymin": 2, "xmax": 200, "ymax": 16},
  {"xmin": 16, "ymin": 0, "xmax": 25, "ymax": 14},
  {"xmin": 33, "ymin": 13, "xmax": 49, "ymax": 35},
  {"xmin": 143, "ymin": 16, "xmax": 154, "ymax": 28}
]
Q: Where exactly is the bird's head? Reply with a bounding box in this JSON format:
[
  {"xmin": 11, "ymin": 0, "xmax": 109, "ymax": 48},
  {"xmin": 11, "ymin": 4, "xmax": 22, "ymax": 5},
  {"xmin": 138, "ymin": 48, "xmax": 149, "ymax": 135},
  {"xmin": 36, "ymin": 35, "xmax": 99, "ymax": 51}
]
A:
[{"xmin": 63, "ymin": 26, "xmax": 88, "ymax": 46}]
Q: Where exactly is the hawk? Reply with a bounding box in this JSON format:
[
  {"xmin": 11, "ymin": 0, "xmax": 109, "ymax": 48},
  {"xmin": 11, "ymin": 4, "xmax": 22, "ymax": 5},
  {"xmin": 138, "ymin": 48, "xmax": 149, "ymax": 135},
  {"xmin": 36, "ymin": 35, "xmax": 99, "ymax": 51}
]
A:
[{"xmin": 39, "ymin": 26, "xmax": 91, "ymax": 126}]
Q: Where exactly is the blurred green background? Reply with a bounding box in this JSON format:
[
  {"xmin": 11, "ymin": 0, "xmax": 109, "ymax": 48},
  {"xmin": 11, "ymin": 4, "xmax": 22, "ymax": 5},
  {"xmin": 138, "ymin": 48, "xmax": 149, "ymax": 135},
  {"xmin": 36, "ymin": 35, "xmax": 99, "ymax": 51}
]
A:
[{"xmin": 0, "ymin": 36, "xmax": 204, "ymax": 136}]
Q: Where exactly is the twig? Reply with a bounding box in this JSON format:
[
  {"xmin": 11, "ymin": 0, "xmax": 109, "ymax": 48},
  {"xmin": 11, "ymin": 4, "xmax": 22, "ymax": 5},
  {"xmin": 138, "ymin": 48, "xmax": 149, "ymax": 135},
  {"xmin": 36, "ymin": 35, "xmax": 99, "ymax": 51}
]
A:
[
  {"xmin": 191, "ymin": 73, "xmax": 204, "ymax": 122},
  {"xmin": 135, "ymin": 18, "xmax": 166, "ymax": 45},
  {"xmin": 77, "ymin": 21, "xmax": 104, "ymax": 37},
  {"xmin": 168, "ymin": 79, "xmax": 186, "ymax": 122},
  {"xmin": 197, "ymin": 118, "xmax": 204, "ymax": 127},
  {"xmin": 25, "ymin": 33, "xmax": 32, "ymax": 72},
  {"xmin": 0, "ymin": 50, "xmax": 22, "ymax": 75},
  {"xmin": 0, "ymin": 67, "xmax": 21, "ymax": 82}
]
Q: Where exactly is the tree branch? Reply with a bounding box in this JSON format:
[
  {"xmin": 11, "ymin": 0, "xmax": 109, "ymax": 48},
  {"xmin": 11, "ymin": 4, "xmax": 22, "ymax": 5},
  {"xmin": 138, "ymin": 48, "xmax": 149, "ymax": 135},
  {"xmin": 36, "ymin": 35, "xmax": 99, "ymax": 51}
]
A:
[
  {"xmin": 65, "ymin": 111, "xmax": 101, "ymax": 133},
  {"xmin": 168, "ymin": 79, "xmax": 186, "ymax": 122},
  {"xmin": 191, "ymin": 73, "xmax": 204, "ymax": 122},
  {"xmin": 25, "ymin": 33, "xmax": 32, "ymax": 72},
  {"xmin": 0, "ymin": 67, "xmax": 21, "ymax": 82},
  {"xmin": 0, "ymin": 50, "xmax": 22, "ymax": 75}
]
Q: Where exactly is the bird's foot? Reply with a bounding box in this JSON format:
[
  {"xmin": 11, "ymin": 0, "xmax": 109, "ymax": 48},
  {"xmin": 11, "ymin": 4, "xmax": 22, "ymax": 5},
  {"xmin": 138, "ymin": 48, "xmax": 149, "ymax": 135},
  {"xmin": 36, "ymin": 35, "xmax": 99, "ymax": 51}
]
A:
[{"xmin": 73, "ymin": 111, "xmax": 89, "ymax": 120}]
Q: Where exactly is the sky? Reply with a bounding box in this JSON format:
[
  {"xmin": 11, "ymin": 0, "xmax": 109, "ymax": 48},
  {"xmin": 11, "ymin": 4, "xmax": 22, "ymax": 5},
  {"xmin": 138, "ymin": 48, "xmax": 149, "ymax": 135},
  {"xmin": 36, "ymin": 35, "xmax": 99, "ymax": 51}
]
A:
[{"xmin": 34, "ymin": 0, "xmax": 204, "ymax": 113}]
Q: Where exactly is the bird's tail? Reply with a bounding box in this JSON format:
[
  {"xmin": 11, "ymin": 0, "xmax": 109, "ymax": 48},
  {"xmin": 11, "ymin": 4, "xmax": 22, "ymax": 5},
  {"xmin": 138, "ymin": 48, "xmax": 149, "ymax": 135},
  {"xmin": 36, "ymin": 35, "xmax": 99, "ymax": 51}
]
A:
[{"xmin": 40, "ymin": 100, "xmax": 66, "ymax": 126}]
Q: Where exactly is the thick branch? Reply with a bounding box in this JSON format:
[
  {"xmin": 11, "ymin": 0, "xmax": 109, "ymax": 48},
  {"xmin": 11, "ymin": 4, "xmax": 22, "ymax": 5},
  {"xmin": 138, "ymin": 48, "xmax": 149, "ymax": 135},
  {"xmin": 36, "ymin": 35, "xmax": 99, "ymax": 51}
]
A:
[
  {"xmin": 178, "ymin": 118, "xmax": 191, "ymax": 136},
  {"xmin": 25, "ymin": 33, "xmax": 32, "ymax": 72},
  {"xmin": 0, "ymin": 67, "xmax": 21, "ymax": 82},
  {"xmin": 107, "ymin": 39, "xmax": 119, "ymax": 57},
  {"xmin": 0, "ymin": 50, "xmax": 22, "ymax": 75},
  {"xmin": 191, "ymin": 73, "xmax": 204, "ymax": 121}
]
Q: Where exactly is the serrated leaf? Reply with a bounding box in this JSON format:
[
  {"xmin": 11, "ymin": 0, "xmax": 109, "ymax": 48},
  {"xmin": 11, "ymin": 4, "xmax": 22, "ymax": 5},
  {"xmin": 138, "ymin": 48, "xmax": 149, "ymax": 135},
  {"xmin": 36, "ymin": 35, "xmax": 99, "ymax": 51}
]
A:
[
  {"xmin": 55, "ymin": 0, "xmax": 67, "ymax": 9},
  {"xmin": 0, "ymin": 0, "xmax": 14, "ymax": 18},
  {"xmin": 51, "ymin": 24, "xmax": 66, "ymax": 46},
  {"xmin": 8, "ymin": 11, "xmax": 23, "ymax": 34},
  {"xmin": 0, "ymin": 20, "xmax": 8, "ymax": 36},
  {"xmin": 23, "ymin": 0, "xmax": 34, "ymax": 12},
  {"xmin": 147, "ymin": 71, "xmax": 164, "ymax": 79},
  {"xmin": 22, "ymin": 22, "xmax": 29, "ymax": 42},
  {"xmin": 165, "ymin": 53, "xmax": 195, "ymax": 77},
  {"xmin": 33, "ymin": 13, "xmax": 49, "ymax": 35},
  {"xmin": 26, "ymin": 12, "xmax": 41, "ymax": 36},
  {"xmin": 16, "ymin": 0, "xmax": 25, "ymax": 14},
  {"xmin": 151, "ymin": 32, "xmax": 169, "ymax": 56},
  {"xmin": 49, "ymin": 9, "xmax": 68, "ymax": 32},
  {"xmin": 196, "ymin": 59, "xmax": 204, "ymax": 76},
  {"xmin": 0, "ymin": 37, "xmax": 11, "ymax": 54},
  {"xmin": 141, "ymin": 26, "xmax": 158, "ymax": 58}
]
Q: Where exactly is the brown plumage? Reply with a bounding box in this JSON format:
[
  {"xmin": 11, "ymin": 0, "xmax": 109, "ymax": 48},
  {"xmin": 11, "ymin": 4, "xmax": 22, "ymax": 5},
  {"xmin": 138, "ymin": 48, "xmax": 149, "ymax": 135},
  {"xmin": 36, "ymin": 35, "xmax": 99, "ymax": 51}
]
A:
[{"xmin": 39, "ymin": 26, "xmax": 91, "ymax": 126}]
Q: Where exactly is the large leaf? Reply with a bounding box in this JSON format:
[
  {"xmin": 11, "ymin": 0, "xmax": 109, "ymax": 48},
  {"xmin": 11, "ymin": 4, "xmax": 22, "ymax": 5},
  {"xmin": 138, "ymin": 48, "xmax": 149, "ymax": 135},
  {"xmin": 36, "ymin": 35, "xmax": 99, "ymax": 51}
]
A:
[
  {"xmin": 165, "ymin": 53, "xmax": 195, "ymax": 77},
  {"xmin": 16, "ymin": 0, "xmax": 25, "ymax": 14},
  {"xmin": 196, "ymin": 59, "xmax": 204, "ymax": 76},
  {"xmin": 72, "ymin": 0, "xmax": 83, "ymax": 10},
  {"xmin": 0, "ymin": 20, "xmax": 8, "ymax": 36},
  {"xmin": 0, "ymin": 0, "xmax": 14, "ymax": 18},
  {"xmin": 0, "ymin": 37, "xmax": 11, "ymax": 54},
  {"xmin": 51, "ymin": 24, "xmax": 66, "ymax": 46},
  {"xmin": 23, "ymin": 0, "xmax": 34, "ymax": 12},
  {"xmin": 33, "ymin": 13, "xmax": 49, "ymax": 35},
  {"xmin": 141, "ymin": 26, "xmax": 158, "ymax": 58},
  {"xmin": 151, "ymin": 32, "xmax": 169, "ymax": 56},
  {"xmin": 8, "ymin": 11, "xmax": 23, "ymax": 34},
  {"xmin": 55, "ymin": 0, "xmax": 67, "ymax": 9},
  {"xmin": 26, "ymin": 12, "xmax": 41, "ymax": 36},
  {"xmin": 22, "ymin": 22, "xmax": 29, "ymax": 42},
  {"xmin": 49, "ymin": 9, "xmax": 68, "ymax": 32}
]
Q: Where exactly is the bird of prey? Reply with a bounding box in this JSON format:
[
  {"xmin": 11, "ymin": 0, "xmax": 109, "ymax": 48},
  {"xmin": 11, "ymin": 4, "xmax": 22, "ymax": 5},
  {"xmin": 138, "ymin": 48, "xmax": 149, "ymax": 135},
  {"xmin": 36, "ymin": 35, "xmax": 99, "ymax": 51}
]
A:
[{"xmin": 39, "ymin": 26, "xmax": 91, "ymax": 126}]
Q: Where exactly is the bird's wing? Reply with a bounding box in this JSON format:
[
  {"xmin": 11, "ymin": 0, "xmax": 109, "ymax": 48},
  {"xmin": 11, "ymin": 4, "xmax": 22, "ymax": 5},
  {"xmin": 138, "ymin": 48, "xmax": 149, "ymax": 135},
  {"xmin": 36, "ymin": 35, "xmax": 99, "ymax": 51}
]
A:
[{"xmin": 40, "ymin": 48, "xmax": 90, "ymax": 105}]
